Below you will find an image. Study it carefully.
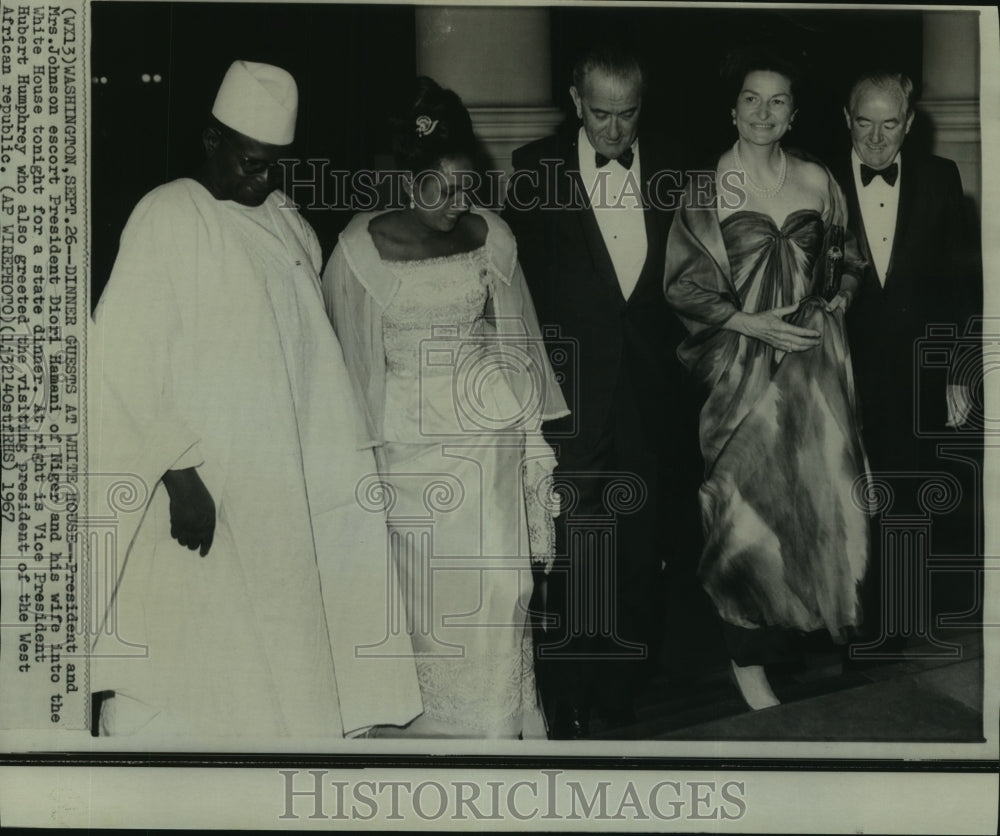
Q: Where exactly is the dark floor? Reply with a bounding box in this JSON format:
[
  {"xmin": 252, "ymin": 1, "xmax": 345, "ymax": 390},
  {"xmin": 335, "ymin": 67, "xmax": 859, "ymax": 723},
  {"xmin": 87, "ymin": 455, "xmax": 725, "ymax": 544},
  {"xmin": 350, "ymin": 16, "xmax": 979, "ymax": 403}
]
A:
[
  {"xmin": 589, "ymin": 628, "xmax": 985, "ymax": 742},
  {"xmin": 572, "ymin": 518, "xmax": 989, "ymax": 742}
]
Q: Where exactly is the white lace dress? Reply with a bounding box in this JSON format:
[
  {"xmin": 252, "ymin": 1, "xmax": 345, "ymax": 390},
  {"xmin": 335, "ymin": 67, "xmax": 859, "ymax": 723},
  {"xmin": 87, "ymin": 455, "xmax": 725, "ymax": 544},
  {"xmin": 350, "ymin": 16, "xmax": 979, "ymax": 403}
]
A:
[{"xmin": 377, "ymin": 247, "xmax": 547, "ymax": 739}]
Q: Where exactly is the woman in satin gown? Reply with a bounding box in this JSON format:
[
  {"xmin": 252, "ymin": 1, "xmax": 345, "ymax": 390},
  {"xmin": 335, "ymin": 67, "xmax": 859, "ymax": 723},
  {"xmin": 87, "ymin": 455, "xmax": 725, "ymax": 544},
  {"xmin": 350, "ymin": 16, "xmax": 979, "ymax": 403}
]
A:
[
  {"xmin": 322, "ymin": 78, "xmax": 569, "ymax": 737},
  {"xmin": 664, "ymin": 53, "xmax": 870, "ymax": 709}
]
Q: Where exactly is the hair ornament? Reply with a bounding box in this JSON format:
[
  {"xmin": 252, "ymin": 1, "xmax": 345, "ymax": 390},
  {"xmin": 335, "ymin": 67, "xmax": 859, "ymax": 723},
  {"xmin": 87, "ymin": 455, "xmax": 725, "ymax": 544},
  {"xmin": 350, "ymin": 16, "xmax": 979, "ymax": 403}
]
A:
[{"xmin": 415, "ymin": 115, "xmax": 439, "ymax": 137}]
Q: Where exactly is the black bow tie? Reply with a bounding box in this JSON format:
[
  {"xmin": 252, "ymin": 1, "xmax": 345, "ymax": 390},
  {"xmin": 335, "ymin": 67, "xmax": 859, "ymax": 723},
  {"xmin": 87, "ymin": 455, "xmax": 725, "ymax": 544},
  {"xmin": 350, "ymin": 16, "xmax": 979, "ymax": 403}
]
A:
[
  {"xmin": 595, "ymin": 147, "xmax": 634, "ymax": 170},
  {"xmin": 860, "ymin": 162, "xmax": 898, "ymax": 187}
]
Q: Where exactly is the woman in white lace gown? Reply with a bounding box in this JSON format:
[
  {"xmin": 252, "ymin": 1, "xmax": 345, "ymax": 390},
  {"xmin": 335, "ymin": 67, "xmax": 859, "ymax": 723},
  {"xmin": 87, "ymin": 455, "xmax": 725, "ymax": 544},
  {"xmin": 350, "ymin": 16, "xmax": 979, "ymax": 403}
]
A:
[{"xmin": 322, "ymin": 78, "xmax": 569, "ymax": 738}]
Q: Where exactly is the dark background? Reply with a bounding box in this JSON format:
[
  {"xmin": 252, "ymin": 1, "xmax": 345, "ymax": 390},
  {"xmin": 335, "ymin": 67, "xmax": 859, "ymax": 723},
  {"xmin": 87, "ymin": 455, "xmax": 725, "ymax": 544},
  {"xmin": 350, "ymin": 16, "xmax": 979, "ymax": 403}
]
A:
[
  {"xmin": 91, "ymin": 2, "xmax": 417, "ymax": 306},
  {"xmin": 90, "ymin": 2, "xmax": 927, "ymax": 308}
]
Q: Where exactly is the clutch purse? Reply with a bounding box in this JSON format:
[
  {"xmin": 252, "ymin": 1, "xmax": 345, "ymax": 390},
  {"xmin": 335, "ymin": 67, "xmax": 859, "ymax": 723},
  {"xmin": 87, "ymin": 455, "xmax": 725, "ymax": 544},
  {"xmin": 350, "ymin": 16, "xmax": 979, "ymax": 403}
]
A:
[{"xmin": 817, "ymin": 224, "xmax": 845, "ymax": 301}]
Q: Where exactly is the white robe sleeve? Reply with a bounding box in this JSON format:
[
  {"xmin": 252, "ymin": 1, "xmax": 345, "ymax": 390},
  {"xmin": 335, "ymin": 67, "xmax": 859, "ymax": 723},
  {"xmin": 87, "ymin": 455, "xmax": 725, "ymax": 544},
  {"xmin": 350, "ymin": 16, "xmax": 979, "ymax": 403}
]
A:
[
  {"xmin": 90, "ymin": 189, "xmax": 204, "ymax": 521},
  {"xmin": 321, "ymin": 243, "xmax": 382, "ymax": 448}
]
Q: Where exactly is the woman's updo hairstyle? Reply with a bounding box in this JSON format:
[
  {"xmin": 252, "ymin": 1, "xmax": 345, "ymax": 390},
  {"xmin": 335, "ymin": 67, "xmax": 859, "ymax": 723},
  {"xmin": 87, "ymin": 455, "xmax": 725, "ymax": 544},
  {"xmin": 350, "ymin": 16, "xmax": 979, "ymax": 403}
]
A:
[
  {"xmin": 721, "ymin": 43, "xmax": 803, "ymax": 106},
  {"xmin": 391, "ymin": 76, "xmax": 477, "ymax": 175}
]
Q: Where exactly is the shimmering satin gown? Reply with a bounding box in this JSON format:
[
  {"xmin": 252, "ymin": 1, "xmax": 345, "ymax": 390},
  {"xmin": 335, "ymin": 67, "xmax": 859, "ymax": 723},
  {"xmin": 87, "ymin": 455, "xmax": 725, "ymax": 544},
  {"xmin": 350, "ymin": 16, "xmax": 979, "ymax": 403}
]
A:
[
  {"xmin": 377, "ymin": 247, "xmax": 545, "ymax": 738},
  {"xmin": 697, "ymin": 209, "xmax": 869, "ymax": 639}
]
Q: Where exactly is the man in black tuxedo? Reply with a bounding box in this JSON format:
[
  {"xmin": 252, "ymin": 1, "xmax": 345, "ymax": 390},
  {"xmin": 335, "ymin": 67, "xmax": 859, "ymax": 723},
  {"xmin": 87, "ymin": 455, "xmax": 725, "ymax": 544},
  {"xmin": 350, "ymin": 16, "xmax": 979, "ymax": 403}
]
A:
[
  {"xmin": 503, "ymin": 45, "xmax": 699, "ymax": 737},
  {"xmin": 837, "ymin": 71, "xmax": 981, "ymax": 650}
]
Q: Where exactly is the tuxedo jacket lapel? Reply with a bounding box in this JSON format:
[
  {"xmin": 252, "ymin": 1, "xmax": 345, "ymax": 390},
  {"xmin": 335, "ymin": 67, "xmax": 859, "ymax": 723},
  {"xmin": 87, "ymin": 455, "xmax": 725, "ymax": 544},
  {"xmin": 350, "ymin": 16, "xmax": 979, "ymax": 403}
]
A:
[
  {"xmin": 571, "ymin": 169, "xmax": 626, "ymax": 306},
  {"xmin": 562, "ymin": 133, "xmax": 627, "ymax": 307},
  {"xmin": 884, "ymin": 160, "xmax": 915, "ymax": 288},
  {"xmin": 840, "ymin": 156, "xmax": 881, "ymax": 292},
  {"xmin": 626, "ymin": 151, "xmax": 670, "ymax": 304},
  {"xmin": 843, "ymin": 166, "xmax": 874, "ymax": 266}
]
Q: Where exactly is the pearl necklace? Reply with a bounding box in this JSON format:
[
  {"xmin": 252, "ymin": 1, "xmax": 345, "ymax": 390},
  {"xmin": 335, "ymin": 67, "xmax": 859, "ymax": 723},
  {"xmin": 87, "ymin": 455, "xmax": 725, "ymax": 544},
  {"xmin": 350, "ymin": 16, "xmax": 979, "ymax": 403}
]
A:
[{"xmin": 733, "ymin": 141, "xmax": 787, "ymax": 197}]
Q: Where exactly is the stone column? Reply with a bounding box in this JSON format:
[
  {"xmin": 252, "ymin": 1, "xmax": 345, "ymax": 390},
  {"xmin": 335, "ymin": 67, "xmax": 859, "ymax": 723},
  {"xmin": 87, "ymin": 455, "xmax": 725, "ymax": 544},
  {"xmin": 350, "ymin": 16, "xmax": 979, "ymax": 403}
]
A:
[
  {"xmin": 920, "ymin": 11, "xmax": 981, "ymax": 211},
  {"xmin": 415, "ymin": 7, "xmax": 564, "ymax": 178}
]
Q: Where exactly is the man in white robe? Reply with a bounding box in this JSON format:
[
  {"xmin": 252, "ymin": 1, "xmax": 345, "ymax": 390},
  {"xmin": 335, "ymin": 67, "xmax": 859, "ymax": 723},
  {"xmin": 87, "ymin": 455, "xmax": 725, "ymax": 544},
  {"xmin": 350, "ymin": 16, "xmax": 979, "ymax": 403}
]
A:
[{"xmin": 89, "ymin": 61, "xmax": 421, "ymax": 742}]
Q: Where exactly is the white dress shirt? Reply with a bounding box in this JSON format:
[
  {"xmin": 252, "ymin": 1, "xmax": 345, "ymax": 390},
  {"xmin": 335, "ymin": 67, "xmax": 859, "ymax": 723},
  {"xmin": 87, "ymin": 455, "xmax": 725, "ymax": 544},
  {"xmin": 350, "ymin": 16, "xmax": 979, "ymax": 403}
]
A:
[
  {"xmin": 577, "ymin": 127, "xmax": 647, "ymax": 300},
  {"xmin": 852, "ymin": 148, "xmax": 902, "ymax": 286}
]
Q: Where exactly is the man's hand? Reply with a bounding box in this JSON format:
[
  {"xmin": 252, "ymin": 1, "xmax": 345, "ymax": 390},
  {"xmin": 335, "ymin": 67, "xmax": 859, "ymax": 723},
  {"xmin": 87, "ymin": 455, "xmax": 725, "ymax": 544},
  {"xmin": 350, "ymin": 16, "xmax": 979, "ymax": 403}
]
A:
[{"xmin": 161, "ymin": 467, "xmax": 215, "ymax": 556}]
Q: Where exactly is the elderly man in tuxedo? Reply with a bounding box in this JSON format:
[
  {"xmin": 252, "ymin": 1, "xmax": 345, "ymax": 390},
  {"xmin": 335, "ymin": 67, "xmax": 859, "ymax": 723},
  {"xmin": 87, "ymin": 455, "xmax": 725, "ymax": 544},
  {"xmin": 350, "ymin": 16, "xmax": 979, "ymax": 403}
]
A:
[
  {"xmin": 503, "ymin": 44, "xmax": 699, "ymax": 738},
  {"xmin": 838, "ymin": 70, "xmax": 981, "ymax": 651}
]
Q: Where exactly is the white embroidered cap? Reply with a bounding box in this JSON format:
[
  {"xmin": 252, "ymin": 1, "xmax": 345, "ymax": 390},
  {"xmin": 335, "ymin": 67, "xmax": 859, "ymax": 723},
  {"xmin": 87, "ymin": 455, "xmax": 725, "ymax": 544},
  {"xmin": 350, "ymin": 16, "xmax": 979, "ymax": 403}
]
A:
[{"xmin": 211, "ymin": 60, "xmax": 298, "ymax": 146}]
